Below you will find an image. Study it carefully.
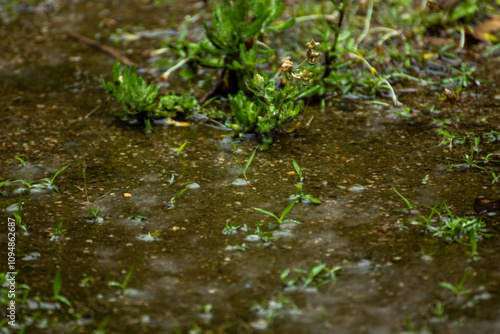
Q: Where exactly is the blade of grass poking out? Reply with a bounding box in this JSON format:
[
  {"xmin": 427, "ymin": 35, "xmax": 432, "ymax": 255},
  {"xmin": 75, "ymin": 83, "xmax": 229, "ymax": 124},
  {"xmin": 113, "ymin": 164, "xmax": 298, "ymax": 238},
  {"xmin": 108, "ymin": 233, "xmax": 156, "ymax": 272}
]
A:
[
  {"xmin": 243, "ymin": 146, "xmax": 258, "ymax": 180},
  {"xmin": 177, "ymin": 140, "xmax": 188, "ymax": 153},
  {"xmin": 53, "ymin": 270, "xmax": 71, "ymax": 306},
  {"xmin": 292, "ymin": 158, "xmax": 303, "ymax": 181},
  {"xmin": 391, "ymin": 184, "xmax": 416, "ymax": 211}
]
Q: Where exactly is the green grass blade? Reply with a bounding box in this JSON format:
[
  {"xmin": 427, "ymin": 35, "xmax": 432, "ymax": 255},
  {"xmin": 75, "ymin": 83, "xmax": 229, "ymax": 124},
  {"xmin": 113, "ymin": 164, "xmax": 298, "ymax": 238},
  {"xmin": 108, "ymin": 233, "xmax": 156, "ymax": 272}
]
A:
[
  {"xmin": 252, "ymin": 207, "xmax": 278, "ymax": 220},
  {"xmin": 279, "ymin": 200, "xmax": 297, "ymax": 222},
  {"xmin": 244, "ymin": 146, "xmax": 258, "ymax": 174},
  {"xmin": 51, "ymin": 163, "xmax": 70, "ymax": 183},
  {"xmin": 53, "ymin": 270, "xmax": 62, "ymax": 298}
]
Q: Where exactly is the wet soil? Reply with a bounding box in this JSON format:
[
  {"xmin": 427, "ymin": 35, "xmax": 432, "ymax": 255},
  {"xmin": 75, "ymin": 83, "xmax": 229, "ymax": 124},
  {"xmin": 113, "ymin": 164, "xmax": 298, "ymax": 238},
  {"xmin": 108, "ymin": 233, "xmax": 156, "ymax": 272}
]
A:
[{"xmin": 1, "ymin": 1, "xmax": 500, "ymax": 334}]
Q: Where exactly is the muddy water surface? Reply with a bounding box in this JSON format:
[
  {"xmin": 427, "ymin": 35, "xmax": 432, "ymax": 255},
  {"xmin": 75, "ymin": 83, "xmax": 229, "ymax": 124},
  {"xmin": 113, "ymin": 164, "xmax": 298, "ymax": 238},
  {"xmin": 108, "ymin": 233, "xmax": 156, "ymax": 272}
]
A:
[{"xmin": 1, "ymin": 1, "xmax": 500, "ymax": 334}]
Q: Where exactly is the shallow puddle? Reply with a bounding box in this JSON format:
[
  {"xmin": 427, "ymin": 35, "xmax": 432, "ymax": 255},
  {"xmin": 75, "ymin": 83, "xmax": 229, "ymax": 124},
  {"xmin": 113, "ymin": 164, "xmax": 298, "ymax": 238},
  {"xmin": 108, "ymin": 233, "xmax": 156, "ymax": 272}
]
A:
[{"xmin": 1, "ymin": 1, "xmax": 500, "ymax": 334}]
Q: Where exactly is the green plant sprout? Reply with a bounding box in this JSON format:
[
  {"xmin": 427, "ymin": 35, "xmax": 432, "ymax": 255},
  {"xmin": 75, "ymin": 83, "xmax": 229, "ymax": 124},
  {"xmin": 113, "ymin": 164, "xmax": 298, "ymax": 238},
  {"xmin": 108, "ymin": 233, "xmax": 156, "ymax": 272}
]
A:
[
  {"xmin": 231, "ymin": 142, "xmax": 258, "ymax": 184},
  {"xmin": 280, "ymin": 263, "xmax": 342, "ymax": 289},
  {"xmin": 165, "ymin": 184, "xmax": 189, "ymax": 208},
  {"xmin": 412, "ymin": 201, "xmax": 490, "ymax": 246},
  {"xmin": 439, "ymin": 270, "xmax": 471, "ymax": 300},
  {"xmin": 198, "ymin": 0, "xmax": 294, "ymax": 93},
  {"xmin": 491, "ymin": 171, "xmax": 500, "ymax": 184},
  {"xmin": 79, "ymin": 276, "xmax": 93, "ymax": 288},
  {"xmin": 12, "ymin": 192, "xmax": 27, "ymax": 233},
  {"xmin": 0, "ymin": 180, "xmax": 9, "ymax": 196},
  {"xmin": 102, "ymin": 61, "xmax": 198, "ymax": 132},
  {"xmin": 252, "ymin": 199, "xmax": 301, "ymax": 225},
  {"xmin": 88, "ymin": 206, "xmax": 102, "ymax": 223},
  {"xmin": 290, "ymin": 158, "xmax": 321, "ymax": 204},
  {"xmin": 50, "ymin": 220, "xmax": 66, "ymax": 241},
  {"xmin": 108, "ymin": 266, "xmax": 134, "ymax": 292},
  {"xmin": 251, "ymin": 292, "xmax": 299, "ymax": 324},
  {"xmin": 92, "ymin": 316, "xmax": 111, "ymax": 334},
  {"xmin": 176, "ymin": 140, "xmax": 188, "ymax": 154},
  {"xmin": 157, "ymin": 164, "xmax": 175, "ymax": 184},
  {"xmin": 15, "ymin": 156, "xmax": 26, "ymax": 167},
  {"xmin": 37, "ymin": 163, "xmax": 70, "ymax": 192},
  {"xmin": 433, "ymin": 205, "xmax": 489, "ymax": 243},
  {"xmin": 222, "ymin": 220, "xmax": 240, "ymax": 235},
  {"xmin": 53, "ymin": 270, "xmax": 71, "ymax": 306},
  {"xmin": 247, "ymin": 221, "xmax": 280, "ymax": 243},
  {"xmin": 391, "ymin": 185, "xmax": 417, "ymax": 212},
  {"xmin": 227, "ymin": 55, "xmax": 320, "ymax": 149},
  {"xmin": 225, "ymin": 243, "xmax": 248, "ymax": 251}
]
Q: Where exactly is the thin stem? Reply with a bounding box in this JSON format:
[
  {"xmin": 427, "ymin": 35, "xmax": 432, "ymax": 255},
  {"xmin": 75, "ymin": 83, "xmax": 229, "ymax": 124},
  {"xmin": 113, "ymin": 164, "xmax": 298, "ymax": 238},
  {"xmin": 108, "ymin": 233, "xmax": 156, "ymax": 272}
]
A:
[{"xmin": 355, "ymin": 0, "xmax": 373, "ymax": 49}]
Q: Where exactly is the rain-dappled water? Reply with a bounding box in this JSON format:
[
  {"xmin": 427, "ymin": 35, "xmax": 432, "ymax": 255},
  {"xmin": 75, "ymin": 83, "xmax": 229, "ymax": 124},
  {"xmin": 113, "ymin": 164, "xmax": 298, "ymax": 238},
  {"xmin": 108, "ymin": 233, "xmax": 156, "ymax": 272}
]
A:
[{"xmin": 1, "ymin": 1, "xmax": 500, "ymax": 333}]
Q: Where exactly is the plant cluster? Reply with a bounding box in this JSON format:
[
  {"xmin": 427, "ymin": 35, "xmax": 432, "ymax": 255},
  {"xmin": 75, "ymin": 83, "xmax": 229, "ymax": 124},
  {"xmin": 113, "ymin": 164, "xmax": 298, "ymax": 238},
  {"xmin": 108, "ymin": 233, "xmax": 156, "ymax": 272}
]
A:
[
  {"xmin": 102, "ymin": 62, "xmax": 199, "ymax": 132},
  {"xmin": 280, "ymin": 262, "xmax": 342, "ymax": 289}
]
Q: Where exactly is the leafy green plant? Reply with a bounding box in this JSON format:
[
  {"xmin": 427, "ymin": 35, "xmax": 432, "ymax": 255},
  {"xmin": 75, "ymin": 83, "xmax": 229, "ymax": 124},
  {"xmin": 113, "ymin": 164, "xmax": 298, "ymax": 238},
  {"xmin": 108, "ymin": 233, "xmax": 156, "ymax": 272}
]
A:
[
  {"xmin": 439, "ymin": 270, "xmax": 471, "ymax": 300},
  {"xmin": 15, "ymin": 156, "xmax": 26, "ymax": 167},
  {"xmin": 280, "ymin": 263, "xmax": 342, "ymax": 289},
  {"xmin": 391, "ymin": 185, "xmax": 417, "ymax": 212},
  {"xmin": 247, "ymin": 221, "xmax": 280, "ymax": 243},
  {"xmin": 108, "ymin": 266, "xmax": 134, "ymax": 292},
  {"xmin": 198, "ymin": 0, "xmax": 294, "ymax": 92},
  {"xmin": 253, "ymin": 199, "xmax": 301, "ymax": 225},
  {"xmin": 252, "ymin": 292, "xmax": 299, "ymax": 324},
  {"xmin": 37, "ymin": 163, "xmax": 70, "ymax": 192},
  {"xmin": 92, "ymin": 316, "xmax": 111, "ymax": 334},
  {"xmin": 12, "ymin": 193, "xmax": 27, "ymax": 233},
  {"xmin": 50, "ymin": 220, "xmax": 66, "ymax": 241},
  {"xmin": 165, "ymin": 184, "xmax": 190, "ymax": 208},
  {"xmin": 102, "ymin": 61, "xmax": 198, "ymax": 131},
  {"xmin": 222, "ymin": 220, "xmax": 240, "ymax": 235},
  {"xmin": 290, "ymin": 158, "xmax": 321, "ymax": 204},
  {"xmin": 53, "ymin": 270, "xmax": 71, "ymax": 306},
  {"xmin": 228, "ymin": 57, "xmax": 320, "ymax": 149},
  {"xmin": 231, "ymin": 142, "xmax": 258, "ymax": 184},
  {"xmin": 88, "ymin": 206, "xmax": 102, "ymax": 223}
]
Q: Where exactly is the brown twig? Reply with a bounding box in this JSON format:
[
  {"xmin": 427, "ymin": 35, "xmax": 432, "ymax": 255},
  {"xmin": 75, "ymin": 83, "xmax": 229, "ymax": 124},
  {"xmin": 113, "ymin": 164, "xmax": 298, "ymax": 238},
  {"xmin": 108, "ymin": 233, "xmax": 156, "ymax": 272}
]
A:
[{"xmin": 67, "ymin": 31, "xmax": 135, "ymax": 67}]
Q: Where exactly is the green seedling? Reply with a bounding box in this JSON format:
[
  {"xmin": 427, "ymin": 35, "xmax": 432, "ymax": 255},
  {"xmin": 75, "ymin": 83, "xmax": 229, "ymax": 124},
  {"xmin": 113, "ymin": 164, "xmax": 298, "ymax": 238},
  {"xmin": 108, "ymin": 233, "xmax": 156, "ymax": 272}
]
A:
[
  {"xmin": 199, "ymin": 0, "xmax": 294, "ymax": 92},
  {"xmin": 280, "ymin": 263, "xmax": 342, "ymax": 289},
  {"xmin": 88, "ymin": 206, "xmax": 102, "ymax": 223},
  {"xmin": 53, "ymin": 270, "xmax": 71, "ymax": 306},
  {"xmin": 0, "ymin": 180, "xmax": 9, "ymax": 196},
  {"xmin": 227, "ymin": 59, "xmax": 320, "ymax": 150},
  {"xmin": 222, "ymin": 220, "xmax": 240, "ymax": 235},
  {"xmin": 50, "ymin": 220, "xmax": 66, "ymax": 241},
  {"xmin": 411, "ymin": 200, "xmax": 442, "ymax": 230},
  {"xmin": 128, "ymin": 215, "xmax": 147, "ymax": 222},
  {"xmin": 102, "ymin": 61, "xmax": 198, "ymax": 131},
  {"xmin": 252, "ymin": 292, "xmax": 299, "ymax": 323},
  {"xmin": 252, "ymin": 199, "xmax": 301, "ymax": 225},
  {"xmin": 157, "ymin": 164, "xmax": 175, "ymax": 184},
  {"xmin": 231, "ymin": 142, "xmax": 258, "ymax": 184},
  {"xmin": 108, "ymin": 266, "xmax": 134, "ymax": 292},
  {"xmin": 247, "ymin": 221, "xmax": 280, "ymax": 243},
  {"xmin": 12, "ymin": 192, "xmax": 27, "ymax": 233},
  {"xmin": 434, "ymin": 212, "xmax": 489, "ymax": 243},
  {"xmin": 92, "ymin": 316, "xmax": 111, "ymax": 334},
  {"xmin": 439, "ymin": 270, "xmax": 471, "ymax": 300},
  {"xmin": 225, "ymin": 243, "xmax": 248, "ymax": 251},
  {"xmin": 37, "ymin": 163, "xmax": 70, "ymax": 192},
  {"xmin": 165, "ymin": 184, "xmax": 189, "ymax": 208},
  {"xmin": 15, "ymin": 156, "xmax": 26, "ymax": 167},
  {"xmin": 290, "ymin": 158, "xmax": 321, "ymax": 204},
  {"xmin": 175, "ymin": 140, "xmax": 188, "ymax": 154},
  {"xmin": 391, "ymin": 185, "xmax": 417, "ymax": 212},
  {"xmin": 491, "ymin": 171, "xmax": 500, "ymax": 185},
  {"xmin": 79, "ymin": 276, "xmax": 93, "ymax": 288}
]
